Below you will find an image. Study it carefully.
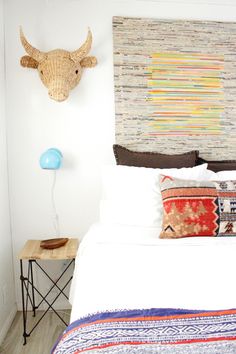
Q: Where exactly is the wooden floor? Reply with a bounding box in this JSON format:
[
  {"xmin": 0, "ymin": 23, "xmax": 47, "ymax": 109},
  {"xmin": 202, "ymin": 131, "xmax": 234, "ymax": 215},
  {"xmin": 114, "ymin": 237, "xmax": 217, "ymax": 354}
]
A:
[{"xmin": 0, "ymin": 310, "xmax": 70, "ymax": 354}]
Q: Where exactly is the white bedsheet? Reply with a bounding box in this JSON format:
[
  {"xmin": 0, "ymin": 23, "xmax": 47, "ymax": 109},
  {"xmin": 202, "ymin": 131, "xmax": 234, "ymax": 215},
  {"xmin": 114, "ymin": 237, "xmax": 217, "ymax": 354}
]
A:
[{"xmin": 70, "ymin": 223, "xmax": 236, "ymax": 323}]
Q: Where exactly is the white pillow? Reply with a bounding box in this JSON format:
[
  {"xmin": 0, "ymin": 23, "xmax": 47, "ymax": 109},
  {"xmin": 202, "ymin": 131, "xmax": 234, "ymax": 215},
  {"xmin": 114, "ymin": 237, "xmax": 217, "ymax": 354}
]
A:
[
  {"xmin": 214, "ymin": 170, "xmax": 236, "ymax": 180},
  {"xmin": 202, "ymin": 168, "xmax": 217, "ymax": 180},
  {"xmin": 204, "ymin": 169, "xmax": 236, "ymax": 181},
  {"xmin": 100, "ymin": 164, "xmax": 208, "ymax": 228}
]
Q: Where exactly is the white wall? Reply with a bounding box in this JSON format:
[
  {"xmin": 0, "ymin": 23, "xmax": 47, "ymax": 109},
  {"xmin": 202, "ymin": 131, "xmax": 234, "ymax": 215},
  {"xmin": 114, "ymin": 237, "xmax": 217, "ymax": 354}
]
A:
[
  {"xmin": 0, "ymin": 0, "xmax": 16, "ymax": 343},
  {"xmin": 4, "ymin": 0, "xmax": 236, "ymax": 309}
]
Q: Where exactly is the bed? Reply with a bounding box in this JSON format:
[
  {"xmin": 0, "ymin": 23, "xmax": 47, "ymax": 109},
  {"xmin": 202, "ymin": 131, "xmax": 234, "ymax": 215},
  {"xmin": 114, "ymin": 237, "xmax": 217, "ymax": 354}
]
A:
[{"xmin": 52, "ymin": 152, "xmax": 236, "ymax": 353}]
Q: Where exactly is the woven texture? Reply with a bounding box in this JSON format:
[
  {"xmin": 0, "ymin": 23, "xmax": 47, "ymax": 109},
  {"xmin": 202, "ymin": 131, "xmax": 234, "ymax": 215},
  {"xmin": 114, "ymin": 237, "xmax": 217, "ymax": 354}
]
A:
[
  {"xmin": 20, "ymin": 27, "xmax": 97, "ymax": 102},
  {"xmin": 160, "ymin": 175, "xmax": 236, "ymax": 238},
  {"xmin": 113, "ymin": 17, "xmax": 236, "ymax": 160},
  {"xmin": 52, "ymin": 308, "xmax": 236, "ymax": 353}
]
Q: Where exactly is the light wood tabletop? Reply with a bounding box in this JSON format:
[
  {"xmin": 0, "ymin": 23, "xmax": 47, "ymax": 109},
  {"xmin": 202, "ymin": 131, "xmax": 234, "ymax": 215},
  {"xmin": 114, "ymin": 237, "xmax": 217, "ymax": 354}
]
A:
[{"xmin": 18, "ymin": 238, "xmax": 79, "ymax": 260}]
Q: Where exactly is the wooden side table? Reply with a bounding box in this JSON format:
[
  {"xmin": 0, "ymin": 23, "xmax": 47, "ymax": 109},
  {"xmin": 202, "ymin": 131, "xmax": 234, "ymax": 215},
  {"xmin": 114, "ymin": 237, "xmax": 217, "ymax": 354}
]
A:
[{"xmin": 18, "ymin": 238, "xmax": 78, "ymax": 345}]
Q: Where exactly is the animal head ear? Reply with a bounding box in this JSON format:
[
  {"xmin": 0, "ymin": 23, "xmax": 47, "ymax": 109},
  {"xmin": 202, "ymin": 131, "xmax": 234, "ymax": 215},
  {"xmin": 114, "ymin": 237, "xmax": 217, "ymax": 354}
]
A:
[
  {"xmin": 20, "ymin": 55, "xmax": 39, "ymax": 69},
  {"xmin": 80, "ymin": 56, "xmax": 97, "ymax": 68}
]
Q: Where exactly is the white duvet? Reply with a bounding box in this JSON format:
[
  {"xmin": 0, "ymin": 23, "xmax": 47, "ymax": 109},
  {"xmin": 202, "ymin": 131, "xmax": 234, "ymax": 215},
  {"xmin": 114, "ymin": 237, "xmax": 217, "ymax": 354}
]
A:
[{"xmin": 70, "ymin": 223, "xmax": 236, "ymax": 323}]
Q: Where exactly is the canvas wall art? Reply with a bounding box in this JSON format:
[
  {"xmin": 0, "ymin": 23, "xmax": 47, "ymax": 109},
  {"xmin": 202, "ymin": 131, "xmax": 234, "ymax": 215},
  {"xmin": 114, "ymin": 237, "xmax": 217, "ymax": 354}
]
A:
[{"xmin": 113, "ymin": 16, "xmax": 236, "ymax": 159}]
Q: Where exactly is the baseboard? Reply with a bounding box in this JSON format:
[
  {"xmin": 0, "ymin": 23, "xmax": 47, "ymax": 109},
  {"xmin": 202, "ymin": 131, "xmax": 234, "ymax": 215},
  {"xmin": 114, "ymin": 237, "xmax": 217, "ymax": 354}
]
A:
[{"xmin": 0, "ymin": 304, "xmax": 17, "ymax": 345}]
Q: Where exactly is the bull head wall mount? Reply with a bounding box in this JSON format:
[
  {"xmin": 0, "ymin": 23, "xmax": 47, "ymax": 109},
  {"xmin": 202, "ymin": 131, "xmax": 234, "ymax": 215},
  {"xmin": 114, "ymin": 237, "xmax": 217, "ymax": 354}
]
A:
[{"xmin": 20, "ymin": 27, "xmax": 97, "ymax": 102}]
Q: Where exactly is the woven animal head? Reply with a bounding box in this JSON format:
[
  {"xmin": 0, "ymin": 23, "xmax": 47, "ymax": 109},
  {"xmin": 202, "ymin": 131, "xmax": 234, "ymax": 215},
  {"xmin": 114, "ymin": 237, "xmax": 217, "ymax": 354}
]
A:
[{"xmin": 20, "ymin": 27, "xmax": 97, "ymax": 102}]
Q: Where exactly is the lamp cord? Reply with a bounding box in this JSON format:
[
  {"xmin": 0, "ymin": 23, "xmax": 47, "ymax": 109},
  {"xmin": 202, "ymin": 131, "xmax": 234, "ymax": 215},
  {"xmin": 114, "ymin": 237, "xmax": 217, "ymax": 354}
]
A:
[{"xmin": 51, "ymin": 170, "xmax": 60, "ymax": 237}]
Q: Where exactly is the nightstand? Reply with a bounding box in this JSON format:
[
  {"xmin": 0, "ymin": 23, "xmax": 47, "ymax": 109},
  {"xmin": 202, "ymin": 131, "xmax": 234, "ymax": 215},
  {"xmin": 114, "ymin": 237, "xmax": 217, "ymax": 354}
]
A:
[{"xmin": 18, "ymin": 238, "xmax": 78, "ymax": 345}]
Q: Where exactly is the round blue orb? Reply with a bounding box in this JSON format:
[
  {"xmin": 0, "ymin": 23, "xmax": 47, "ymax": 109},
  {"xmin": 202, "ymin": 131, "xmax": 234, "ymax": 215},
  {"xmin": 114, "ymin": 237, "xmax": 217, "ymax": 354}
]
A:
[{"xmin": 40, "ymin": 148, "xmax": 63, "ymax": 170}]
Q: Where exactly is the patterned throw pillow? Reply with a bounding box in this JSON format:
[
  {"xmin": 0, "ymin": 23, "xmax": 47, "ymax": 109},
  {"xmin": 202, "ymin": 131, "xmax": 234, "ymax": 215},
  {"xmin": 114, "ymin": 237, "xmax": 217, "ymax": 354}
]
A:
[{"xmin": 160, "ymin": 175, "xmax": 236, "ymax": 238}]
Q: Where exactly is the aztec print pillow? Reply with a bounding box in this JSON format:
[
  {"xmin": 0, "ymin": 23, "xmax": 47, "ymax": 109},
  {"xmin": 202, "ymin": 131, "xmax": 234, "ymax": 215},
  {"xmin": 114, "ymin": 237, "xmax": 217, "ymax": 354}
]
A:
[{"xmin": 160, "ymin": 175, "xmax": 236, "ymax": 239}]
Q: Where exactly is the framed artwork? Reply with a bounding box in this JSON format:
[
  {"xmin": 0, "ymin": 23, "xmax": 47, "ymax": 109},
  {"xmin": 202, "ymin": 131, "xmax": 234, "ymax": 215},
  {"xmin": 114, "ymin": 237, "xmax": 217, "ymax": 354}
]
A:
[{"xmin": 113, "ymin": 16, "xmax": 236, "ymax": 159}]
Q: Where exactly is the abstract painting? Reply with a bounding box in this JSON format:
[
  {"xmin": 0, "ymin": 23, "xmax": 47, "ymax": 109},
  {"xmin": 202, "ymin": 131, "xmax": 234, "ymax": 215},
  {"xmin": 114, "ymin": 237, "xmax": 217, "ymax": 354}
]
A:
[
  {"xmin": 113, "ymin": 17, "xmax": 236, "ymax": 159},
  {"xmin": 147, "ymin": 52, "xmax": 224, "ymax": 136}
]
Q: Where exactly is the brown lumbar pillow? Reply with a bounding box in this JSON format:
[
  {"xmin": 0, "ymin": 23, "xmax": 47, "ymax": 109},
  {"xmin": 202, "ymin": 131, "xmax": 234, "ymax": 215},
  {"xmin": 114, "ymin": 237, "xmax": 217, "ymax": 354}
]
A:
[
  {"xmin": 197, "ymin": 157, "xmax": 236, "ymax": 172},
  {"xmin": 113, "ymin": 145, "xmax": 199, "ymax": 169}
]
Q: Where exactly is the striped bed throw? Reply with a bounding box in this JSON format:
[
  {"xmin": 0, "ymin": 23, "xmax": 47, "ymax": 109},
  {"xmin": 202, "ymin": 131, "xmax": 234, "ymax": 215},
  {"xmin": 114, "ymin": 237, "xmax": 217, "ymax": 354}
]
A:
[{"xmin": 52, "ymin": 308, "xmax": 236, "ymax": 353}]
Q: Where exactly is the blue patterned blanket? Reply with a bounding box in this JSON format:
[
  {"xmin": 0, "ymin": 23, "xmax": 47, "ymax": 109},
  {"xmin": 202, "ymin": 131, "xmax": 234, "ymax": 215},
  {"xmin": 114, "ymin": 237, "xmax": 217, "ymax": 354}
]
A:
[{"xmin": 52, "ymin": 308, "xmax": 236, "ymax": 353}]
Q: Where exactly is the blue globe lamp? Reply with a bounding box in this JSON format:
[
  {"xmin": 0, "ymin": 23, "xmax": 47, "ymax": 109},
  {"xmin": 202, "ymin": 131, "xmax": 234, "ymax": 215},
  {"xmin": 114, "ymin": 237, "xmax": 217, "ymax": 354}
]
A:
[
  {"xmin": 39, "ymin": 148, "xmax": 63, "ymax": 239},
  {"xmin": 40, "ymin": 148, "xmax": 63, "ymax": 170}
]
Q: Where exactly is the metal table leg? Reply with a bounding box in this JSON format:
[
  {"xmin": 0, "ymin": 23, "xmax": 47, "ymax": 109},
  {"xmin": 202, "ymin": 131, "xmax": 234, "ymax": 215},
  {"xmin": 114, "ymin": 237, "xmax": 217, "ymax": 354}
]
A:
[
  {"xmin": 29, "ymin": 260, "xmax": 37, "ymax": 316},
  {"xmin": 20, "ymin": 260, "xmax": 30, "ymax": 345},
  {"xmin": 20, "ymin": 258, "xmax": 75, "ymax": 345}
]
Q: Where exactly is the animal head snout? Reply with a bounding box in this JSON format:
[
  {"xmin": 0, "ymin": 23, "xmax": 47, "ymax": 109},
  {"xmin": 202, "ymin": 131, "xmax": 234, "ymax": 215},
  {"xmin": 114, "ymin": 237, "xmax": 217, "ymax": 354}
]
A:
[
  {"xmin": 48, "ymin": 80, "xmax": 69, "ymax": 102},
  {"xmin": 49, "ymin": 89, "xmax": 69, "ymax": 102}
]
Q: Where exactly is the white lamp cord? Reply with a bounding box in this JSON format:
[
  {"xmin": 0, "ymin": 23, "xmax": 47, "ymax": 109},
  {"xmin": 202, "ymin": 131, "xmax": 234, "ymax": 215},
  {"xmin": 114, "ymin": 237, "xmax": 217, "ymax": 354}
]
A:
[{"xmin": 51, "ymin": 170, "xmax": 60, "ymax": 238}]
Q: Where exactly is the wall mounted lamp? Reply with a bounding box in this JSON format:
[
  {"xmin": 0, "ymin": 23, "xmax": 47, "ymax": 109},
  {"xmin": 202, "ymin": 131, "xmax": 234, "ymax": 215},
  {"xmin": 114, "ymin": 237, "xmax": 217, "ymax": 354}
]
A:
[
  {"xmin": 40, "ymin": 148, "xmax": 63, "ymax": 238},
  {"xmin": 40, "ymin": 148, "xmax": 63, "ymax": 170}
]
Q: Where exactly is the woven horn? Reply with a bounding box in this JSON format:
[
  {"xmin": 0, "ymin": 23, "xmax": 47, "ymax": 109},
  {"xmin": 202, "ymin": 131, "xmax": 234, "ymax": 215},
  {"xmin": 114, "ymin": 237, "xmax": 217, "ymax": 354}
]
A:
[
  {"xmin": 20, "ymin": 26, "xmax": 46, "ymax": 63},
  {"xmin": 70, "ymin": 28, "xmax": 92, "ymax": 63}
]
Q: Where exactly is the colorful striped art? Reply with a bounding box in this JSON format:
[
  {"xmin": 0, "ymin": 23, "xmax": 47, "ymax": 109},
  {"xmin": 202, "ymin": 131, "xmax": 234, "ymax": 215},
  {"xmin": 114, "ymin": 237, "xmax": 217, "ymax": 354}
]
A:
[
  {"xmin": 146, "ymin": 52, "xmax": 224, "ymax": 136},
  {"xmin": 113, "ymin": 17, "xmax": 236, "ymax": 159}
]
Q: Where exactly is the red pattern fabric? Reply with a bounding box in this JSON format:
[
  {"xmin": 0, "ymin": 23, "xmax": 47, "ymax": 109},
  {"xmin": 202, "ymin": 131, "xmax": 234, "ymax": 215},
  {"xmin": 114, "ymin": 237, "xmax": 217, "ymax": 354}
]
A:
[{"xmin": 160, "ymin": 176, "xmax": 223, "ymax": 238}]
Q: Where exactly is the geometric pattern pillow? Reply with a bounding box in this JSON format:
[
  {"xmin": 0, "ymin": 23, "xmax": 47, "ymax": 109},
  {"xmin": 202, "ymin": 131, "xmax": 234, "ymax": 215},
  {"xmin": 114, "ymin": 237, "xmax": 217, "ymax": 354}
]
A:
[{"xmin": 160, "ymin": 175, "xmax": 236, "ymax": 238}]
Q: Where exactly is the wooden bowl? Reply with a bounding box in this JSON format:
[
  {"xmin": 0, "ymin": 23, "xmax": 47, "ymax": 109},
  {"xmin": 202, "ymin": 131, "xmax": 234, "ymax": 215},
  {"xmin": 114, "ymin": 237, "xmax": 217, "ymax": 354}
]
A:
[{"xmin": 40, "ymin": 238, "xmax": 69, "ymax": 249}]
